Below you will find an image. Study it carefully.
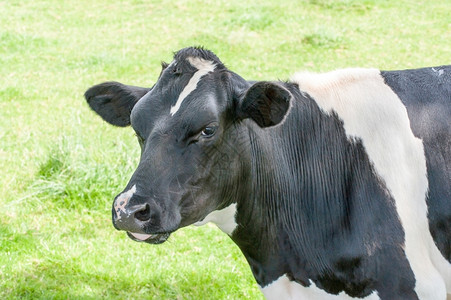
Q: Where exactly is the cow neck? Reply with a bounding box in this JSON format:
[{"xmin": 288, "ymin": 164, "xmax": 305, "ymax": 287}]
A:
[
  {"xmin": 230, "ymin": 85, "xmax": 410, "ymax": 295},
  {"xmin": 232, "ymin": 115, "xmax": 314, "ymax": 286}
]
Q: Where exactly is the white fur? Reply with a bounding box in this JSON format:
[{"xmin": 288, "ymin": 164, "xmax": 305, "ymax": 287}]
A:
[
  {"xmin": 261, "ymin": 275, "xmax": 379, "ymax": 300},
  {"xmin": 193, "ymin": 203, "xmax": 238, "ymax": 235},
  {"xmin": 170, "ymin": 57, "xmax": 216, "ymax": 116},
  {"xmin": 113, "ymin": 185, "xmax": 136, "ymax": 221},
  {"xmin": 291, "ymin": 69, "xmax": 450, "ymax": 299}
]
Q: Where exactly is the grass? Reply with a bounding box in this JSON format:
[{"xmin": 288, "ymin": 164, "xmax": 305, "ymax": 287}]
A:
[{"xmin": 0, "ymin": 0, "xmax": 450, "ymax": 298}]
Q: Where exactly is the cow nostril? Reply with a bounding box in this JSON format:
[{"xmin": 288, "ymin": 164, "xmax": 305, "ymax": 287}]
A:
[{"xmin": 134, "ymin": 203, "xmax": 151, "ymax": 222}]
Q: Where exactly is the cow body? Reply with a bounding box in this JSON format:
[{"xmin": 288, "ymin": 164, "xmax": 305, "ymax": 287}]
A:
[{"xmin": 85, "ymin": 47, "xmax": 451, "ymax": 299}]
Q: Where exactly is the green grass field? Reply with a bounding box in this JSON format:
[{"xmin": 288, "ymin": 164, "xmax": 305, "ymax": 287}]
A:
[{"xmin": 1, "ymin": 0, "xmax": 450, "ymax": 298}]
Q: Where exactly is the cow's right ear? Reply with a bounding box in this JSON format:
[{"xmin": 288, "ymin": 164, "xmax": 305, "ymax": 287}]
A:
[{"xmin": 84, "ymin": 81, "xmax": 150, "ymax": 127}]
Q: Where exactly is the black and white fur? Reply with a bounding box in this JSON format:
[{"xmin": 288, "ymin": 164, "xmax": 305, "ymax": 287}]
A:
[{"xmin": 85, "ymin": 47, "xmax": 451, "ymax": 299}]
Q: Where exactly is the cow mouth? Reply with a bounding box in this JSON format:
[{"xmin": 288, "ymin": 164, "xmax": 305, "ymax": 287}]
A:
[{"xmin": 127, "ymin": 232, "xmax": 171, "ymax": 244}]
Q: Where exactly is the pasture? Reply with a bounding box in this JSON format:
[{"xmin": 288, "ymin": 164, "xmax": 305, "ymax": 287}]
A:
[{"xmin": 1, "ymin": 0, "xmax": 450, "ymax": 299}]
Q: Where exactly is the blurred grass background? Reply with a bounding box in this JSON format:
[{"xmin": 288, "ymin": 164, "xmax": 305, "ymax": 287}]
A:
[{"xmin": 1, "ymin": 0, "xmax": 450, "ymax": 298}]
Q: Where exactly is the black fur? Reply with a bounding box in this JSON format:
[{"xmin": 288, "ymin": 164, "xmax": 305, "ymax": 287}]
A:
[{"xmin": 173, "ymin": 46, "xmax": 225, "ymax": 68}]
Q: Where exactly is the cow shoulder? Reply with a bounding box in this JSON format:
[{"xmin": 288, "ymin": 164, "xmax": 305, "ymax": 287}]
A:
[
  {"xmin": 291, "ymin": 67, "xmax": 450, "ymax": 298},
  {"xmin": 381, "ymin": 66, "xmax": 451, "ymax": 266}
]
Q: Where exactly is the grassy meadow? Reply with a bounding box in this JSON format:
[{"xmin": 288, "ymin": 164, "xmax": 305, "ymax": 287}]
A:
[{"xmin": 1, "ymin": 0, "xmax": 450, "ymax": 298}]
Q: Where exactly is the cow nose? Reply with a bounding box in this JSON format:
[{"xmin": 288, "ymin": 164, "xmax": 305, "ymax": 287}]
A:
[
  {"xmin": 133, "ymin": 203, "xmax": 152, "ymax": 222},
  {"xmin": 113, "ymin": 203, "xmax": 153, "ymax": 232}
]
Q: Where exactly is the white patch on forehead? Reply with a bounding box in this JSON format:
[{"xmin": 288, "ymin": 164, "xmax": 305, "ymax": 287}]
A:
[
  {"xmin": 261, "ymin": 275, "xmax": 379, "ymax": 300},
  {"xmin": 113, "ymin": 185, "xmax": 136, "ymax": 220},
  {"xmin": 170, "ymin": 57, "xmax": 216, "ymax": 116},
  {"xmin": 193, "ymin": 203, "xmax": 237, "ymax": 235},
  {"xmin": 292, "ymin": 69, "xmax": 450, "ymax": 299}
]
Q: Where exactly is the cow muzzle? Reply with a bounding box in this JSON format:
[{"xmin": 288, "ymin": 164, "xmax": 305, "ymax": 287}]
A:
[{"xmin": 112, "ymin": 186, "xmax": 172, "ymax": 244}]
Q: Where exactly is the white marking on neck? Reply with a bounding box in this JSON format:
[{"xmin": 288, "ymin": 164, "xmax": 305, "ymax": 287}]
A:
[
  {"xmin": 193, "ymin": 203, "xmax": 237, "ymax": 235},
  {"xmin": 170, "ymin": 57, "xmax": 216, "ymax": 116},
  {"xmin": 114, "ymin": 185, "xmax": 136, "ymax": 220},
  {"xmin": 261, "ymin": 275, "xmax": 379, "ymax": 300},
  {"xmin": 292, "ymin": 69, "xmax": 449, "ymax": 299}
]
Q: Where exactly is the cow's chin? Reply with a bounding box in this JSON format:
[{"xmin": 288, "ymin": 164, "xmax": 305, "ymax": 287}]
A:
[{"xmin": 126, "ymin": 232, "xmax": 171, "ymax": 244}]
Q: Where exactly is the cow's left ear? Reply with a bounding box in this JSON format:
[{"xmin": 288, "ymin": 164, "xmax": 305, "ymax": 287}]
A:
[
  {"xmin": 237, "ymin": 81, "xmax": 292, "ymax": 128},
  {"xmin": 84, "ymin": 81, "xmax": 150, "ymax": 127}
]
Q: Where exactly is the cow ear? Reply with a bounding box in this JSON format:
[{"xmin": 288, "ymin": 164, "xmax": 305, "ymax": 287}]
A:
[
  {"xmin": 237, "ymin": 81, "xmax": 292, "ymax": 128},
  {"xmin": 84, "ymin": 81, "xmax": 150, "ymax": 127}
]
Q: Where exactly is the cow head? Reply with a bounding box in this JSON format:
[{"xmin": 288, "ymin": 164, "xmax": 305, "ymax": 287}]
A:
[{"xmin": 85, "ymin": 47, "xmax": 292, "ymax": 244}]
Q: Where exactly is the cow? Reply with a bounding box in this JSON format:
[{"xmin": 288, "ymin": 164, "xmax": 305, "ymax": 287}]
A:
[{"xmin": 85, "ymin": 47, "xmax": 451, "ymax": 299}]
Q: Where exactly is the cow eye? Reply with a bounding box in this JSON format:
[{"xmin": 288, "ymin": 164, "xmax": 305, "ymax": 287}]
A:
[{"xmin": 201, "ymin": 124, "xmax": 218, "ymax": 138}]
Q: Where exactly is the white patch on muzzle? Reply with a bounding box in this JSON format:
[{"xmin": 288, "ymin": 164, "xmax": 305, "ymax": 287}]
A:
[{"xmin": 114, "ymin": 185, "xmax": 136, "ymax": 220}]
